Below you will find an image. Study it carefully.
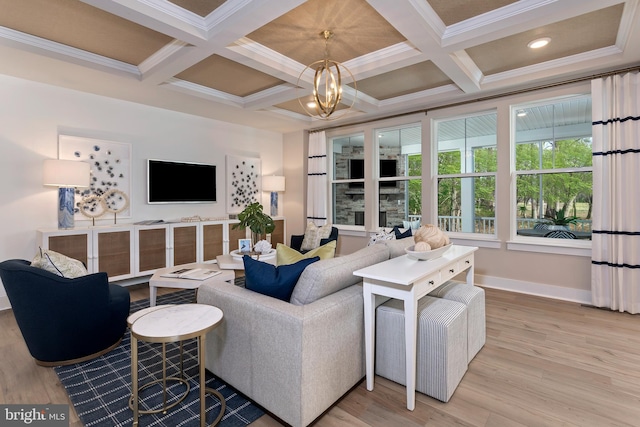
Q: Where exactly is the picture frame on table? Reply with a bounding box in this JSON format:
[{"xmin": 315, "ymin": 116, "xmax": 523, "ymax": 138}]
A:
[{"xmin": 239, "ymin": 239, "xmax": 252, "ymax": 253}]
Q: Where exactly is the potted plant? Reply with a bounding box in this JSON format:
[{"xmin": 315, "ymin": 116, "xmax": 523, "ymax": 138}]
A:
[
  {"xmin": 232, "ymin": 202, "xmax": 275, "ymax": 252},
  {"xmin": 540, "ymin": 207, "xmax": 579, "ymax": 230}
]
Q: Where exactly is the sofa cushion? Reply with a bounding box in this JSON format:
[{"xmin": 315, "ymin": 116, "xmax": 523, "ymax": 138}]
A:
[
  {"xmin": 276, "ymin": 241, "xmax": 336, "ymax": 266},
  {"xmin": 243, "ymin": 255, "xmax": 320, "ymax": 301},
  {"xmin": 31, "ymin": 248, "xmax": 88, "ymax": 278},
  {"xmin": 300, "ymin": 222, "xmax": 333, "ymax": 251},
  {"xmin": 377, "ymin": 236, "xmax": 415, "ymax": 259},
  {"xmin": 290, "ymin": 244, "xmax": 390, "ymax": 305}
]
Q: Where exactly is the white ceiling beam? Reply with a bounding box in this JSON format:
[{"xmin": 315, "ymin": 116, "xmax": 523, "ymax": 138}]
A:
[
  {"xmin": 367, "ymin": 0, "xmax": 482, "ymax": 94},
  {"xmin": 442, "ymin": 0, "xmax": 631, "ymax": 50}
]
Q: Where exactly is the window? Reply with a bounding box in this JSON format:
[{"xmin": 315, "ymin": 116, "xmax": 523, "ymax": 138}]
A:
[
  {"xmin": 514, "ymin": 96, "xmax": 592, "ymax": 238},
  {"xmin": 376, "ymin": 124, "xmax": 422, "ymax": 228},
  {"xmin": 330, "ymin": 134, "xmax": 365, "ymax": 226},
  {"xmin": 435, "ymin": 112, "xmax": 497, "ymax": 235}
]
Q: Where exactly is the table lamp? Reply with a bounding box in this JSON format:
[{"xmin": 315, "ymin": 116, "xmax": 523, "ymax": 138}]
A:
[
  {"xmin": 262, "ymin": 175, "xmax": 285, "ymax": 216},
  {"xmin": 43, "ymin": 159, "xmax": 90, "ymax": 229}
]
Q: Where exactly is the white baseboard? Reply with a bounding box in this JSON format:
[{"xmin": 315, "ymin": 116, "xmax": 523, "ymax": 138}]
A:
[{"xmin": 475, "ymin": 274, "xmax": 592, "ymax": 305}]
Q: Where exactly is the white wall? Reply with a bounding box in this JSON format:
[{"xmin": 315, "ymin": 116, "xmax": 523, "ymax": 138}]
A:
[{"xmin": 0, "ymin": 74, "xmax": 284, "ymax": 308}]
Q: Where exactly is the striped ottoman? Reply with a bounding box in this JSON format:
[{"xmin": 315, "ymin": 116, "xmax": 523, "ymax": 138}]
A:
[
  {"xmin": 430, "ymin": 281, "xmax": 485, "ymax": 362},
  {"xmin": 375, "ymin": 296, "xmax": 468, "ymax": 402}
]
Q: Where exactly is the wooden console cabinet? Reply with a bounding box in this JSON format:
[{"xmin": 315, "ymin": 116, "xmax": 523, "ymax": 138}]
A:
[{"xmin": 37, "ymin": 217, "xmax": 285, "ymax": 282}]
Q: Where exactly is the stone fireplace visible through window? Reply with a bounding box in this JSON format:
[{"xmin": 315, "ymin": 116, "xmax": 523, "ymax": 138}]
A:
[{"xmin": 330, "ymin": 124, "xmax": 422, "ymax": 229}]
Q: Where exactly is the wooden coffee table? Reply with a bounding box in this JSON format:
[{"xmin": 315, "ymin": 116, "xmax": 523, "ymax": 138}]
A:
[{"xmin": 149, "ymin": 263, "xmax": 235, "ymax": 307}]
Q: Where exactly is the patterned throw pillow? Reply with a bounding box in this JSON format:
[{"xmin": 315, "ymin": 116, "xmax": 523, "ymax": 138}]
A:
[
  {"xmin": 31, "ymin": 248, "xmax": 88, "ymax": 278},
  {"xmin": 276, "ymin": 240, "xmax": 336, "ymax": 266},
  {"xmin": 300, "ymin": 222, "xmax": 333, "ymax": 251},
  {"xmin": 367, "ymin": 229, "xmax": 395, "ymax": 246}
]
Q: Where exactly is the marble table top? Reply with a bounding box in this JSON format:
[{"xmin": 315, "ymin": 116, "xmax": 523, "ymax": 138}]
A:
[{"xmin": 131, "ymin": 304, "xmax": 223, "ymax": 343}]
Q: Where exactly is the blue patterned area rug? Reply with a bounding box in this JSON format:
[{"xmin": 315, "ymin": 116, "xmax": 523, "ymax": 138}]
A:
[{"xmin": 55, "ymin": 289, "xmax": 264, "ymax": 426}]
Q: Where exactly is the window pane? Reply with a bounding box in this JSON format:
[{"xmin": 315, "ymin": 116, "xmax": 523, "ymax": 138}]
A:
[
  {"xmin": 378, "ymin": 179, "xmax": 422, "ymax": 227},
  {"xmin": 333, "ymin": 182, "xmax": 364, "ymax": 226},
  {"xmin": 515, "ymin": 97, "xmax": 592, "ymax": 171},
  {"xmin": 376, "ymin": 125, "xmax": 422, "ymax": 227},
  {"xmin": 332, "ymin": 135, "xmax": 364, "ymax": 182},
  {"xmin": 437, "ymin": 176, "xmax": 495, "ymax": 234},
  {"xmin": 437, "ymin": 113, "xmax": 497, "ymax": 174},
  {"xmin": 516, "ymin": 172, "xmax": 593, "ymax": 232}
]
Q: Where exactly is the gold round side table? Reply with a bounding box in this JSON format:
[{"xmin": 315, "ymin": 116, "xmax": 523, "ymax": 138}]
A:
[{"xmin": 130, "ymin": 304, "xmax": 226, "ymax": 426}]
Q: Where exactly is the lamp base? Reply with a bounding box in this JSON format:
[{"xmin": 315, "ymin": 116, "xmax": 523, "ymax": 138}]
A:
[
  {"xmin": 58, "ymin": 187, "xmax": 76, "ymax": 229},
  {"xmin": 270, "ymin": 192, "xmax": 278, "ymax": 217}
]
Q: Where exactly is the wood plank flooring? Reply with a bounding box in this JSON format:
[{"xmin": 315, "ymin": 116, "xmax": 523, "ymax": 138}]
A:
[{"xmin": 1, "ymin": 286, "xmax": 639, "ymax": 427}]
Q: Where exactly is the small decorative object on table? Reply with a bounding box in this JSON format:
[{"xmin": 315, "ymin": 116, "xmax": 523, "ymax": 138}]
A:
[
  {"xmin": 406, "ymin": 224, "xmax": 452, "ymax": 260},
  {"xmin": 239, "ymin": 239, "xmax": 252, "ymax": 253},
  {"xmin": 253, "ymin": 240, "xmax": 272, "ymax": 254}
]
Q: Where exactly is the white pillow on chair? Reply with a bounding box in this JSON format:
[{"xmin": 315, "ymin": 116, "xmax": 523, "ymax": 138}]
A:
[
  {"xmin": 31, "ymin": 248, "xmax": 88, "ymax": 278},
  {"xmin": 300, "ymin": 222, "xmax": 333, "ymax": 251}
]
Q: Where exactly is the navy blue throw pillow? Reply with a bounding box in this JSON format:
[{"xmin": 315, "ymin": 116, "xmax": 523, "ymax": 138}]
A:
[
  {"xmin": 243, "ymin": 255, "xmax": 320, "ymax": 301},
  {"xmin": 392, "ymin": 226, "xmax": 412, "ymax": 239}
]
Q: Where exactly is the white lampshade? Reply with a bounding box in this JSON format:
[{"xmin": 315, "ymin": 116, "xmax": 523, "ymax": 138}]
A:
[
  {"xmin": 262, "ymin": 175, "xmax": 285, "ymax": 192},
  {"xmin": 43, "ymin": 159, "xmax": 90, "ymax": 188}
]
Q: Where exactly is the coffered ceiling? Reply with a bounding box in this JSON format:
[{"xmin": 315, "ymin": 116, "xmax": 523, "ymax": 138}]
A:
[{"xmin": 0, "ymin": 0, "xmax": 638, "ymax": 133}]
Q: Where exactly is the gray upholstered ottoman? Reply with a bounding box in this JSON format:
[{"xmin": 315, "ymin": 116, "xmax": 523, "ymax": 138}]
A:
[
  {"xmin": 430, "ymin": 281, "xmax": 486, "ymax": 362},
  {"xmin": 375, "ymin": 296, "xmax": 468, "ymax": 402}
]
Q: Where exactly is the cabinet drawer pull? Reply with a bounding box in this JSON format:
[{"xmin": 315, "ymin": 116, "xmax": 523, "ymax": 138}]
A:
[
  {"xmin": 428, "ymin": 280, "xmax": 434, "ymax": 285},
  {"xmin": 449, "ymin": 269, "xmax": 455, "ymax": 273},
  {"xmin": 465, "ymin": 260, "xmax": 470, "ymax": 264}
]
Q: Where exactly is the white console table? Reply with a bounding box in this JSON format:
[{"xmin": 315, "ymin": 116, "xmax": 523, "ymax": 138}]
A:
[{"xmin": 353, "ymin": 244, "xmax": 478, "ymax": 411}]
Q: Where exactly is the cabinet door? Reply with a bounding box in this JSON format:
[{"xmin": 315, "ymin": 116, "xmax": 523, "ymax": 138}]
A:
[
  {"xmin": 94, "ymin": 226, "xmax": 134, "ymax": 280},
  {"xmin": 270, "ymin": 219, "xmax": 285, "ymax": 246},
  {"xmin": 171, "ymin": 224, "xmax": 198, "ymax": 266},
  {"xmin": 135, "ymin": 225, "xmax": 169, "ymax": 274},
  {"xmin": 201, "ymin": 222, "xmax": 224, "ymax": 262},
  {"xmin": 38, "ymin": 229, "xmax": 91, "ymax": 269}
]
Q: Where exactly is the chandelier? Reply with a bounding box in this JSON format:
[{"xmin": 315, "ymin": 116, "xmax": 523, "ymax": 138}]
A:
[{"xmin": 297, "ymin": 30, "xmax": 357, "ymax": 120}]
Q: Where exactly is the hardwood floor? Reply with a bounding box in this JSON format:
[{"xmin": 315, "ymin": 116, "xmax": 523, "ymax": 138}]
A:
[{"xmin": 1, "ymin": 286, "xmax": 639, "ymax": 427}]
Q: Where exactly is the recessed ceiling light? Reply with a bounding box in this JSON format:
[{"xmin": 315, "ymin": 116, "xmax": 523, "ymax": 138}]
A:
[{"xmin": 528, "ymin": 37, "xmax": 551, "ymax": 49}]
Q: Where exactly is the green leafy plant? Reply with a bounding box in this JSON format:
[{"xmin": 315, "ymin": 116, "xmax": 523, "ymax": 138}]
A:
[
  {"xmin": 233, "ymin": 202, "xmax": 275, "ymax": 240},
  {"xmin": 542, "ymin": 207, "xmax": 579, "ymax": 226}
]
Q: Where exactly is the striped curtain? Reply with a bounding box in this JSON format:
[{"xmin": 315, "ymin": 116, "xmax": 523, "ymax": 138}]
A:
[
  {"xmin": 591, "ymin": 71, "xmax": 640, "ymax": 314},
  {"xmin": 307, "ymin": 131, "xmax": 328, "ymax": 225}
]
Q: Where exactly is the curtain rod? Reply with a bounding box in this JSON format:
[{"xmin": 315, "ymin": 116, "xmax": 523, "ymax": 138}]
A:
[{"xmin": 309, "ymin": 64, "xmax": 640, "ymax": 133}]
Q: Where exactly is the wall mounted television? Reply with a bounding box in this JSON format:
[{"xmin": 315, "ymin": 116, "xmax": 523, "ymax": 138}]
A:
[{"xmin": 147, "ymin": 159, "xmax": 216, "ymax": 204}]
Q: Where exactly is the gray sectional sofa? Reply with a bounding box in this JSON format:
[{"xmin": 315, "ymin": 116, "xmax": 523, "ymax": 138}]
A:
[{"xmin": 197, "ymin": 238, "xmax": 412, "ymax": 427}]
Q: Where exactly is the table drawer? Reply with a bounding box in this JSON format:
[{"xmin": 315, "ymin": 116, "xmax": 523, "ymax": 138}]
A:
[
  {"xmin": 415, "ymin": 271, "xmax": 441, "ymax": 298},
  {"xmin": 458, "ymin": 255, "xmax": 474, "ymax": 272}
]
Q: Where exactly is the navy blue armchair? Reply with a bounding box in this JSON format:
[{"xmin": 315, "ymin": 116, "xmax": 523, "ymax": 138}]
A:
[
  {"xmin": 0, "ymin": 259, "xmax": 130, "ymax": 366},
  {"xmin": 290, "ymin": 227, "xmax": 339, "ymax": 254}
]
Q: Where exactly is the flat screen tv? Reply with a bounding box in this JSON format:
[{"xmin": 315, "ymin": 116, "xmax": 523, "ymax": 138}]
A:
[{"xmin": 147, "ymin": 159, "xmax": 216, "ymax": 203}]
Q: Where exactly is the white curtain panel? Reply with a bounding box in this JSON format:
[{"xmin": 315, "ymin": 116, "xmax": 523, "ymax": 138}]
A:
[
  {"xmin": 307, "ymin": 131, "xmax": 328, "ymax": 226},
  {"xmin": 591, "ymin": 71, "xmax": 640, "ymax": 314}
]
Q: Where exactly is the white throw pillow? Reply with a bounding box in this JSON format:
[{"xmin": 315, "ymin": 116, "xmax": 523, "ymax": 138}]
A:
[
  {"xmin": 403, "ymin": 219, "xmax": 421, "ymax": 230},
  {"xmin": 300, "ymin": 222, "xmax": 333, "ymax": 251},
  {"xmin": 31, "ymin": 248, "xmax": 88, "ymax": 278}
]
